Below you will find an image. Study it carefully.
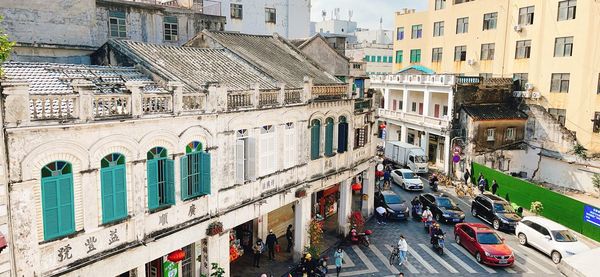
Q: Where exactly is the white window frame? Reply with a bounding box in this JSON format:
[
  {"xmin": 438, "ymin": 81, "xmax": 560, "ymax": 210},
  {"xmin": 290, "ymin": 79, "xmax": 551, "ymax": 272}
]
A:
[
  {"xmin": 486, "ymin": 128, "xmax": 496, "ymax": 141},
  {"xmin": 284, "ymin": 122, "xmax": 297, "ymax": 168},
  {"xmin": 505, "ymin": 127, "xmax": 516, "ymax": 141},
  {"xmin": 259, "ymin": 125, "xmax": 276, "ymax": 176}
]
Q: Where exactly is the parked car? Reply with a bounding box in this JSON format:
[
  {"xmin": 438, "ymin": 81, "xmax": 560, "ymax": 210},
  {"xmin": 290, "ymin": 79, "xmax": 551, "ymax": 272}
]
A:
[
  {"xmin": 454, "ymin": 223, "xmax": 515, "ymax": 267},
  {"xmin": 419, "ymin": 193, "xmax": 465, "ymax": 223},
  {"xmin": 471, "ymin": 194, "xmax": 522, "ymax": 231},
  {"xmin": 390, "ymin": 169, "xmax": 424, "ymax": 191},
  {"xmin": 375, "ymin": 191, "xmax": 410, "ymax": 220},
  {"xmin": 516, "ymin": 216, "xmax": 590, "ymax": 264}
]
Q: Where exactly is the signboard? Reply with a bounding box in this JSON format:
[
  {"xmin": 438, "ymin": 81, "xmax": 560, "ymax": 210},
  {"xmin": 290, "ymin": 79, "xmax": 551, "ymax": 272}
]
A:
[
  {"xmin": 376, "ymin": 163, "xmax": 384, "ymax": 171},
  {"xmin": 163, "ymin": 261, "xmax": 179, "ymax": 277},
  {"xmin": 583, "ymin": 205, "xmax": 600, "ymax": 228}
]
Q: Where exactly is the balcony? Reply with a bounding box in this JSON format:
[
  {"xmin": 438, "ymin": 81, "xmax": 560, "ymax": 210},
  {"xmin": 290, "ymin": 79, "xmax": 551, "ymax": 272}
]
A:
[
  {"xmin": 377, "ymin": 108, "xmax": 450, "ymax": 131},
  {"xmin": 370, "ymin": 74, "xmax": 456, "ymax": 86}
]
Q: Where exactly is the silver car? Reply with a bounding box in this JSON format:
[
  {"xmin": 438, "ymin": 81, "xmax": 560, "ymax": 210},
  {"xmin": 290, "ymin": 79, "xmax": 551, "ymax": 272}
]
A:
[{"xmin": 391, "ymin": 168, "xmax": 424, "ymax": 191}]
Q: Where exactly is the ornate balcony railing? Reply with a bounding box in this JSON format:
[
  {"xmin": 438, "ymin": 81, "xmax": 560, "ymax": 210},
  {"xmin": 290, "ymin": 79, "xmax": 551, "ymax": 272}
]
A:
[
  {"xmin": 370, "ymin": 74, "xmax": 456, "ymax": 86},
  {"xmin": 93, "ymin": 94, "xmax": 131, "ymax": 118},
  {"xmin": 29, "ymin": 94, "xmax": 77, "ymax": 120}
]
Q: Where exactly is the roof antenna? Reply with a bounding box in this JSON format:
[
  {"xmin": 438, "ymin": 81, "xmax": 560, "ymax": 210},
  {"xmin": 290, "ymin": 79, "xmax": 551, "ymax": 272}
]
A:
[{"xmin": 348, "ymin": 10, "xmax": 353, "ymax": 22}]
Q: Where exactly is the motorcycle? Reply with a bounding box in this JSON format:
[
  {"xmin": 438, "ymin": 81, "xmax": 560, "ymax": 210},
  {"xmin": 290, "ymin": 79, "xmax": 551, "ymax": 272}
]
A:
[
  {"xmin": 422, "ymin": 218, "xmax": 434, "ymax": 233},
  {"xmin": 432, "ymin": 234, "xmax": 445, "ymax": 255},
  {"xmin": 349, "ymin": 228, "xmax": 372, "ymax": 247},
  {"xmin": 411, "ymin": 203, "xmax": 423, "ymax": 221},
  {"xmin": 429, "ymin": 176, "xmax": 439, "ymax": 192}
]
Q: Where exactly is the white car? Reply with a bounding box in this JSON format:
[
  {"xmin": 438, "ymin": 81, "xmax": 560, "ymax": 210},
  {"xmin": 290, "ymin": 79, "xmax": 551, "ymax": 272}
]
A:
[
  {"xmin": 515, "ymin": 216, "xmax": 590, "ymax": 264},
  {"xmin": 390, "ymin": 169, "xmax": 423, "ymax": 191}
]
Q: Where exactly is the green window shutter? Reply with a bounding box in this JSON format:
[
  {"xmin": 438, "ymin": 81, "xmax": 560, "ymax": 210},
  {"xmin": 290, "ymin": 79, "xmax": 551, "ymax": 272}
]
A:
[
  {"xmin": 311, "ymin": 125, "xmax": 320, "ymax": 160},
  {"xmin": 200, "ymin": 152, "xmax": 211, "ymax": 195},
  {"xmin": 101, "ymin": 169, "xmax": 115, "ymax": 223},
  {"xmin": 180, "ymin": 155, "xmax": 189, "ymax": 200},
  {"xmin": 58, "ymin": 176, "xmax": 75, "ymax": 235},
  {"xmin": 325, "ymin": 122, "xmax": 334, "ymax": 156},
  {"xmin": 42, "ymin": 178, "xmax": 60, "ymax": 239},
  {"xmin": 113, "ymin": 165, "xmax": 127, "ymax": 220},
  {"xmin": 192, "ymin": 153, "xmax": 200, "ymax": 195},
  {"xmin": 166, "ymin": 159, "xmax": 175, "ymax": 204},
  {"xmin": 147, "ymin": 159, "xmax": 159, "ymax": 209},
  {"xmin": 337, "ymin": 123, "xmax": 348, "ymax": 153}
]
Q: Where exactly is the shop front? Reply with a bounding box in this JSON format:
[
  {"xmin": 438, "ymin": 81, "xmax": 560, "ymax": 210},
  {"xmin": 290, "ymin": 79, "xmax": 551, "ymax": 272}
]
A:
[{"xmin": 144, "ymin": 246, "xmax": 192, "ymax": 277}]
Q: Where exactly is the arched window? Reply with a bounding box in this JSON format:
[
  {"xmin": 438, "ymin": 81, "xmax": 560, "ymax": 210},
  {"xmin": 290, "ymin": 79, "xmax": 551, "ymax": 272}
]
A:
[
  {"xmin": 181, "ymin": 141, "xmax": 211, "ymax": 200},
  {"xmin": 310, "ymin": 119, "xmax": 321, "ymax": 160},
  {"xmin": 41, "ymin": 161, "xmax": 75, "ymax": 240},
  {"xmin": 100, "ymin": 153, "xmax": 127, "ymax": 224},
  {"xmin": 325, "ymin": 117, "xmax": 335, "ymax": 156},
  {"xmin": 338, "ymin": 116, "xmax": 349, "ymax": 153},
  {"xmin": 147, "ymin": 147, "xmax": 174, "ymax": 210}
]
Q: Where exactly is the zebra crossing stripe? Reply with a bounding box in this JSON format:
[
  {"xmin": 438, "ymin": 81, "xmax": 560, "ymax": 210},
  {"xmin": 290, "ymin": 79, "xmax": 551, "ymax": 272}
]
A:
[
  {"xmin": 512, "ymin": 259, "xmax": 534, "ymax": 274},
  {"xmin": 384, "ymin": 244, "xmax": 419, "ymax": 274},
  {"xmin": 328, "ymin": 245, "xmax": 378, "ymax": 277},
  {"xmin": 512, "ymin": 249, "xmax": 554, "ymax": 274},
  {"xmin": 327, "ymin": 251, "xmax": 355, "ymax": 270},
  {"xmin": 450, "ymin": 243, "xmax": 497, "ymax": 273},
  {"xmin": 407, "ymin": 245, "xmax": 438, "ymax": 274},
  {"xmin": 418, "ymin": 244, "xmax": 459, "ymax": 273},
  {"xmin": 516, "ymin": 245, "xmax": 556, "ymax": 267},
  {"xmin": 443, "ymin": 244, "xmax": 478, "ymax": 273},
  {"xmin": 369, "ymin": 245, "xmax": 399, "ymax": 274},
  {"xmin": 504, "ymin": 267, "xmax": 517, "ymax": 273}
]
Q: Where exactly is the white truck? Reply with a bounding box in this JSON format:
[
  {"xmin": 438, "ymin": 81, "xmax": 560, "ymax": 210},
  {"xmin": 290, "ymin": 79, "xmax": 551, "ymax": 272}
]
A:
[{"xmin": 384, "ymin": 141, "xmax": 428, "ymax": 174}]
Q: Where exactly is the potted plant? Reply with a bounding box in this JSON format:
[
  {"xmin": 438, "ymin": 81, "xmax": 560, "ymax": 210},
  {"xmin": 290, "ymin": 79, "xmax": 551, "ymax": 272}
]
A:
[
  {"xmin": 206, "ymin": 222, "xmax": 224, "ymax": 236},
  {"xmin": 530, "ymin": 201, "xmax": 544, "ymax": 216}
]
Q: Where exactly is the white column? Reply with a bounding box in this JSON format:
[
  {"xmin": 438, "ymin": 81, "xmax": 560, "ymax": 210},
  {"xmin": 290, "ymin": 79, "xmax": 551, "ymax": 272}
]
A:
[
  {"xmin": 444, "ymin": 135, "xmax": 451, "ymax": 175},
  {"xmin": 447, "ymin": 89, "xmax": 454, "ymax": 120},
  {"xmin": 402, "ymin": 88, "xmax": 409, "ymax": 113},
  {"xmin": 201, "ymin": 233, "xmax": 230, "ymax": 277},
  {"xmin": 421, "ymin": 132, "xmax": 429, "ymax": 158},
  {"xmin": 383, "ymin": 88, "xmax": 390, "ymax": 109},
  {"xmin": 135, "ymin": 264, "xmax": 146, "ymax": 277},
  {"xmin": 361, "ymin": 166, "xmax": 376, "ymax": 218},
  {"xmin": 423, "ymin": 88, "xmax": 431, "ymax": 117},
  {"xmin": 337, "ymin": 179, "xmax": 352, "ymax": 236},
  {"xmin": 400, "ymin": 125, "xmax": 408, "ymax": 143},
  {"xmin": 293, "ymin": 196, "xmax": 311, "ymax": 260},
  {"xmin": 255, "ymin": 214, "xmax": 269, "ymax": 242}
]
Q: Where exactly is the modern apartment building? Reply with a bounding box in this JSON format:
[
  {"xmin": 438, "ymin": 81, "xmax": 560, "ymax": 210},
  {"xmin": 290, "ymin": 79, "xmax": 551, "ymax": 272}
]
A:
[{"xmin": 392, "ymin": 0, "xmax": 600, "ymax": 154}]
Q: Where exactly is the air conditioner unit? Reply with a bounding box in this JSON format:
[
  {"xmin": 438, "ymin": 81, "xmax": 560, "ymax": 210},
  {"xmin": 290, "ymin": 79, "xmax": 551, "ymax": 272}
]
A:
[
  {"xmin": 522, "ymin": 91, "xmax": 531, "ymax": 98},
  {"xmin": 467, "ymin": 59, "xmax": 476, "ymax": 66},
  {"xmin": 513, "ymin": 91, "xmax": 524, "ymax": 97},
  {"xmin": 525, "ymin": 83, "xmax": 534, "ymax": 91},
  {"xmin": 514, "ymin": 25, "xmax": 523, "ymax": 32},
  {"xmin": 531, "ymin": 91, "xmax": 541, "ymax": 99}
]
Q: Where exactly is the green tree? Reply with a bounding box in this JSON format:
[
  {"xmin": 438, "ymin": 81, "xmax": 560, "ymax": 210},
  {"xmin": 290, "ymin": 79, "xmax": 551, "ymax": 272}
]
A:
[
  {"xmin": 0, "ymin": 16, "xmax": 16, "ymax": 77},
  {"xmin": 592, "ymin": 173, "xmax": 600, "ymax": 198},
  {"xmin": 200, "ymin": 263, "xmax": 225, "ymax": 277},
  {"xmin": 530, "ymin": 201, "xmax": 544, "ymax": 216}
]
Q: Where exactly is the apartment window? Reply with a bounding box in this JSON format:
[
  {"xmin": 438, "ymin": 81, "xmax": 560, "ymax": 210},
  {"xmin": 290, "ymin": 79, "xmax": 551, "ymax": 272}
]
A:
[
  {"xmin": 109, "ymin": 11, "xmax": 127, "ymax": 38},
  {"xmin": 410, "ymin": 49, "xmax": 421, "ymax": 63},
  {"xmin": 479, "ymin": 73, "xmax": 493, "ymax": 79},
  {"xmin": 100, "ymin": 153, "xmax": 127, "ymax": 224},
  {"xmin": 483, "ymin": 12, "xmax": 498, "ymax": 30},
  {"xmin": 551, "ymin": 73, "xmax": 570, "ymax": 93},
  {"xmin": 519, "ymin": 6, "xmax": 535, "ymax": 25},
  {"xmin": 370, "ymin": 56, "xmax": 376, "ymax": 62},
  {"xmin": 456, "ymin": 17, "xmax": 469, "ymax": 34},
  {"xmin": 41, "ymin": 161, "xmax": 75, "ymax": 240},
  {"xmin": 513, "ymin": 73, "xmax": 529, "ymax": 90},
  {"xmin": 480, "ymin": 43, "xmax": 495, "ymax": 60},
  {"xmin": 558, "ymin": 0, "xmax": 576, "ymax": 21},
  {"xmin": 181, "ymin": 141, "xmax": 211, "ymax": 200},
  {"xmin": 231, "ymin": 3, "xmax": 243, "ymax": 19},
  {"xmin": 454, "ymin": 45, "xmax": 467, "ymax": 61},
  {"xmin": 433, "ymin": 21, "xmax": 444, "ymax": 37},
  {"xmin": 147, "ymin": 147, "xmax": 175, "ymax": 210},
  {"xmin": 411, "ymin": 25, "xmax": 422, "ymax": 39},
  {"xmin": 593, "ymin": 112, "xmax": 600, "ymax": 133},
  {"xmin": 259, "ymin": 125, "xmax": 277, "ymax": 176},
  {"xmin": 442, "ymin": 105, "xmax": 448, "ymax": 117},
  {"xmin": 337, "ymin": 117, "xmax": 349, "ymax": 153},
  {"xmin": 505, "ymin": 128, "xmax": 516, "ymax": 141},
  {"xmin": 435, "ymin": 0, "xmax": 446, "ymax": 10},
  {"xmin": 397, "ymin": 27, "xmax": 404, "ymax": 40},
  {"xmin": 163, "ymin": 16, "xmax": 178, "ymax": 41},
  {"xmin": 486, "ymin": 128, "xmax": 496, "ymax": 141},
  {"xmin": 236, "ymin": 129, "xmax": 256, "ymax": 183},
  {"xmin": 310, "ymin": 120, "xmax": 321, "ymax": 160},
  {"xmin": 515, "ymin": 40, "xmax": 531, "ymax": 59},
  {"xmin": 554, "ymin": 36, "xmax": 573, "ymax": 57},
  {"xmin": 432, "ymin": 47, "xmax": 443, "ymax": 62},
  {"xmin": 395, "ymin": 50, "xmax": 403, "ymax": 63},
  {"xmin": 363, "ymin": 55, "xmax": 370, "ymax": 62},
  {"xmin": 265, "ymin": 8, "xmax": 276, "ymax": 23},
  {"xmin": 382, "ymin": 56, "xmax": 388, "ymax": 63},
  {"xmin": 388, "ymin": 56, "xmax": 393, "ymax": 63},
  {"xmin": 354, "ymin": 126, "xmax": 368, "ymax": 149},
  {"xmin": 548, "ymin": 108, "xmax": 566, "ymax": 126},
  {"xmin": 411, "ymin": 102, "xmax": 417, "ymax": 112},
  {"xmin": 377, "ymin": 56, "xmax": 382, "ymax": 62}
]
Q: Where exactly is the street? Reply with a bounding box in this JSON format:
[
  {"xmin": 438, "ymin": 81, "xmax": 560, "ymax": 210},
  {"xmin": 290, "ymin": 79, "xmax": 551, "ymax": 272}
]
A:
[{"xmin": 321, "ymin": 179, "xmax": 562, "ymax": 276}]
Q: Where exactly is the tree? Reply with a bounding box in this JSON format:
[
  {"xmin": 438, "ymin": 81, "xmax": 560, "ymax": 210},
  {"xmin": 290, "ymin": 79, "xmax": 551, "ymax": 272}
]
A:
[
  {"xmin": 200, "ymin": 263, "xmax": 225, "ymax": 277},
  {"xmin": 592, "ymin": 173, "xmax": 600, "ymax": 198},
  {"xmin": 0, "ymin": 16, "xmax": 16, "ymax": 77},
  {"xmin": 304, "ymin": 218, "xmax": 324, "ymax": 258},
  {"xmin": 530, "ymin": 201, "xmax": 543, "ymax": 216},
  {"xmin": 572, "ymin": 143, "xmax": 588, "ymax": 161}
]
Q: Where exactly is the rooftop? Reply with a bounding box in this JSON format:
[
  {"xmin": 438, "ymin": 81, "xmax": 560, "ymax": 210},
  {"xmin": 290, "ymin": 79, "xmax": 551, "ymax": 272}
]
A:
[{"xmin": 463, "ymin": 104, "xmax": 528, "ymax": 121}]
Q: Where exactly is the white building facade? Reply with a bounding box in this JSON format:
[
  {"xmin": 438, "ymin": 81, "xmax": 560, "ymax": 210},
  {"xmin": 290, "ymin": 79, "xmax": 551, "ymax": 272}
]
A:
[{"xmin": 346, "ymin": 42, "xmax": 394, "ymax": 75}]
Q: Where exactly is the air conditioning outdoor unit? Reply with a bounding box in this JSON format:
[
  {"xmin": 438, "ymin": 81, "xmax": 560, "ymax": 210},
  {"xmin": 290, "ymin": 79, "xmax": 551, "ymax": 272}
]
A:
[
  {"xmin": 525, "ymin": 83, "xmax": 534, "ymax": 91},
  {"xmin": 513, "ymin": 91, "xmax": 524, "ymax": 97},
  {"xmin": 522, "ymin": 91, "xmax": 531, "ymax": 98},
  {"xmin": 467, "ymin": 59, "xmax": 476, "ymax": 66},
  {"xmin": 531, "ymin": 91, "xmax": 541, "ymax": 99},
  {"xmin": 514, "ymin": 25, "xmax": 523, "ymax": 32}
]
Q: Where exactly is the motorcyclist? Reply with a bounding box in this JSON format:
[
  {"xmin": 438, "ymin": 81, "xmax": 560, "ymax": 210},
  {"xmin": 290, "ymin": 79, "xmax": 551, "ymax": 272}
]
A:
[
  {"xmin": 430, "ymin": 174, "xmax": 439, "ymax": 190},
  {"xmin": 349, "ymin": 225, "xmax": 359, "ymax": 243},
  {"xmin": 422, "ymin": 206, "xmax": 433, "ymax": 222},
  {"xmin": 411, "ymin": 197, "xmax": 423, "ymax": 218},
  {"xmin": 430, "ymin": 223, "xmax": 445, "ymax": 247},
  {"xmin": 300, "ymin": 253, "xmax": 317, "ymax": 276}
]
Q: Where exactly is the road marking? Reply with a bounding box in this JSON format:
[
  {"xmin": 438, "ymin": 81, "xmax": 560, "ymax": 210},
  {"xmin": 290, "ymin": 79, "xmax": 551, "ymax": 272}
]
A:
[
  {"xmin": 369, "ymin": 245, "xmax": 399, "ymax": 274},
  {"xmin": 504, "ymin": 267, "xmax": 517, "ymax": 273},
  {"xmin": 418, "ymin": 243, "xmax": 459, "ymax": 273},
  {"xmin": 327, "ymin": 245, "xmax": 378, "ymax": 277},
  {"xmin": 513, "ymin": 249, "xmax": 554, "ymax": 274},
  {"xmin": 451, "ymin": 243, "xmax": 497, "ymax": 273},
  {"xmin": 515, "ymin": 244, "xmax": 556, "ymax": 267},
  {"xmin": 407, "ymin": 245, "xmax": 438, "ymax": 273},
  {"xmin": 384, "ymin": 244, "xmax": 419, "ymax": 274},
  {"xmin": 443, "ymin": 244, "xmax": 478, "ymax": 273},
  {"xmin": 327, "ymin": 250, "xmax": 355, "ymax": 269},
  {"xmin": 512, "ymin": 259, "xmax": 535, "ymax": 274}
]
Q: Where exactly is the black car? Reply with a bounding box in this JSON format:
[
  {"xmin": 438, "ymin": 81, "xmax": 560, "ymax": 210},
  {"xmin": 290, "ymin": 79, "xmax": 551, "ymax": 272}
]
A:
[
  {"xmin": 419, "ymin": 193, "xmax": 465, "ymax": 223},
  {"xmin": 375, "ymin": 191, "xmax": 410, "ymax": 220},
  {"xmin": 471, "ymin": 194, "xmax": 522, "ymax": 231}
]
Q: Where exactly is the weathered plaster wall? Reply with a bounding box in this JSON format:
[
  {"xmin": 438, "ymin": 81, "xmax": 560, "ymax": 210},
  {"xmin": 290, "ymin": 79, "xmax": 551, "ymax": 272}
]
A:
[{"xmin": 299, "ymin": 38, "xmax": 349, "ymax": 77}]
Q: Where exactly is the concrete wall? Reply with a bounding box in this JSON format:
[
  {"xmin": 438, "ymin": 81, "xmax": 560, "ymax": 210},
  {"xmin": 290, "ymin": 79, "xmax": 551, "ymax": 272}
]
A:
[
  {"xmin": 346, "ymin": 44, "xmax": 394, "ymax": 74},
  {"xmin": 298, "ymin": 37, "xmax": 349, "ymax": 77}
]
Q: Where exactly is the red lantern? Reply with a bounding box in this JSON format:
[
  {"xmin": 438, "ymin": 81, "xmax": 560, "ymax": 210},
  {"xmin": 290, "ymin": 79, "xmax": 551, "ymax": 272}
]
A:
[
  {"xmin": 167, "ymin": 249, "xmax": 186, "ymax": 263},
  {"xmin": 351, "ymin": 183, "xmax": 362, "ymax": 191}
]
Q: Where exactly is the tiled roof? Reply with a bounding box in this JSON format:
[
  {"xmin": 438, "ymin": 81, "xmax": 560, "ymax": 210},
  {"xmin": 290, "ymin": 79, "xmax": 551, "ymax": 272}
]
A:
[
  {"xmin": 107, "ymin": 39, "xmax": 279, "ymax": 92},
  {"xmin": 289, "ymin": 39, "xmax": 308, "ymax": 47},
  {"xmin": 463, "ymin": 104, "xmax": 528, "ymax": 121},
  {"xmin": 2, "ymin": 61, "xmax": 164, "ymax": 94},
  {"xmin": 192, "ymin": 31, "xmax": 342, "ymax": 88},
  {"xmin": 397, "ymin": 65, "xmax": 435, "ymax": 74}
]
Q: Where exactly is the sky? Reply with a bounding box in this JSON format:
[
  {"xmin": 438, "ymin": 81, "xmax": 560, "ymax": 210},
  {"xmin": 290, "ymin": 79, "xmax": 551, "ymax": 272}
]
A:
[{"xmin": 310, "ymin": 0, "xmax": 428, "ymax": 30}]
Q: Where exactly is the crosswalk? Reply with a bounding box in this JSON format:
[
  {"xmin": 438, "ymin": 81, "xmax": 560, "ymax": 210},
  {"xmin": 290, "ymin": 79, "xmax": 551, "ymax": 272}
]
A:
[{"xmin": 326, "ymin": 242, "xmax": 558, "ymax": 276}]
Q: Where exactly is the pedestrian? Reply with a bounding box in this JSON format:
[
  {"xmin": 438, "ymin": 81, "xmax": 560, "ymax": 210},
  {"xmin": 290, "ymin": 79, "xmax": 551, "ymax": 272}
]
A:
[
  {"xmin": 375, "ymin": 205, "xmax": 387, "ymax": 224},
  {"xmin": 491, "ymin": 180, "xmax": 499, "ymax": 195},
  {"xmin": 463, "ymin": 169, "xmax": 470, "ymax": 185},
  {"xmin": 478, "ymin": 175, "xmax": 485, "ymax": 194},
  {"xmin": 334, "ymin": 248, "xmax": 343, "ymax": 276},
  {"xmin": 397, "ymin": 235, "xmax": 408, "ymax": 266},
  {"xmin": 285, "ymin": 224, "xmax": 293, "ymax": 252},
  {"xmin": 398, "ymin": 273, "xmax": 404, "ymax": 277},
  {"xmin": 266, "ymin": 230, "xmax": 278, "ymax": 260},
  {"xmin": 253, "ymin": 240, "xmax": 263, "ymax": 267}
]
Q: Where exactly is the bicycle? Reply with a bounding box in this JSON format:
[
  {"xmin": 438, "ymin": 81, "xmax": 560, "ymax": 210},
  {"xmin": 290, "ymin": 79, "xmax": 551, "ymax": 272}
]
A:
[{"xmin": 389, "ymin": 245, "xmax": 400, "ymax": 265}]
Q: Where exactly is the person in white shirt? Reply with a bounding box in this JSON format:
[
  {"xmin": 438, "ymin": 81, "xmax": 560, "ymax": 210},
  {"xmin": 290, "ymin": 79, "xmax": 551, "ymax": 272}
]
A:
[
  {"xmin": 375, "ymin": 206, "xmax": 387, "ymax": 225},
  {"xmin": 397, "ymin": 235, "xmax": 408, "ymax": 266},
  {"xmin": 421, "ymin": 206, "xmax": 433, "ymax": 222}
]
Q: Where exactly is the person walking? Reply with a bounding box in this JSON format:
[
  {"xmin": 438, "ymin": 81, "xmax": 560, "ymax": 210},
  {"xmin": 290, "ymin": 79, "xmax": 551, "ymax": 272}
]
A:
[
  {"xmin": 478, "ymin": 175, "xmax": 485, "ymax": 194},
  {"xmin": 397, "ymin": 235, "xmax": 408, "ymax": 266},
  {"xmin": 285, "ymin": 224, "xmax": 293, "ymax": 253},
  {"xmin": 334, "ymin": 248, "xmax": 344, "ymax": 276},
  {"xmin": 375, "ymin": 206, "xmax": 387, "ymax": 224},
  {"xmin": 463, "ymin": 169, "xmax": 470, "ymax": 185},
  {"xmin": 265, "ymin": 230, "xmax": 278, "ymax": 260},
  {"xmin": 491, "ymin": 180, "xmax": 499, "ymax": 195},
  {"xmin": 253, "ymin": 240, "xmax": 264, "ymax": 268}
]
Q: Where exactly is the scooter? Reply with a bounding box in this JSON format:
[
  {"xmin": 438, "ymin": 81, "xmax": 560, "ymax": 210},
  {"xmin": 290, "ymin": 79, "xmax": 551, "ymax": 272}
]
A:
[
  {"xmin": 422, "ymin": 218, "xmax": 434, "ymax": 233},
  {"xmin": 411, "ymin": 204, "xmax": 423, "ymax": 221},
  {"xmin": 431, "ymin": 180, "xmax": 439, "ymax": 192},
  {"xmin": 349, "ymin": 229, "xmax": 373, "ymax": 247},
  {"xmin": 432, "ymin": 234, "xmax": 445, "ymax": 254}
]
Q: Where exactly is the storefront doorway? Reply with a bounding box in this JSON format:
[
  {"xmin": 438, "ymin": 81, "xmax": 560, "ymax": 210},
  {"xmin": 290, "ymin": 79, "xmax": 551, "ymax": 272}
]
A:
[{"xmin": 146, "ymin": 257, "xmax": 162, "ymax": 277}]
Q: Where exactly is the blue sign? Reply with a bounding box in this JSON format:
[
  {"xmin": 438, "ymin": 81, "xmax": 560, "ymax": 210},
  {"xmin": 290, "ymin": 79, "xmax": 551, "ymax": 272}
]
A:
[{"xmin": 583, "ymin": 205, "xmax": 600, "ymax": 227}]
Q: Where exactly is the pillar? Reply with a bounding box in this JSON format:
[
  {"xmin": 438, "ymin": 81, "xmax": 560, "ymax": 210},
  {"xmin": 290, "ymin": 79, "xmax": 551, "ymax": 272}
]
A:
[
  {"xmin": 201, "ymin": 232, "xmax": 230, "ymax": 277},
  {"xmin": 168, "ymin": 81, "xmax": 184, "ymax": 115},
  {"xmin": 400, "ymin": 125, "xmax": 408, "ymax": 143},
  {"xmin": 444, "ymin": 135, "xmax": 451, "ymax": 175},
  {"xmin": 402, "ymin": 88, "xmax": 409, "ymax": 113},
  {"xmin": 361, "ymin": 166, "xmax": 376, "ymax": 218},
  {"xmin": 421, "ymin": 131, "xmax": 430, "ymax": 158},
  {"xmin": 383, "ymin": 88, "xmax": 390, "ymax": 109},
  {"xmin": 293, "ymin": 196, "xmax": 311, "ymax": 261},
  {"xmin": 135, "ymin": 264, "xmax": 145, "ymax": 277},
  {"xmin": 337, "ymin": 179, "xmax": 352, "ymax": 236},
  {"xmin": 254, "ymin": 214, "xmax": 269, "ymax": 242},
  {"xmin": 423, "ymin": 88, "xmax": 431, "ymax": 117},
  {"xmin": 1, "ymin": 80, "xmax": 30, "ymax": 127}
]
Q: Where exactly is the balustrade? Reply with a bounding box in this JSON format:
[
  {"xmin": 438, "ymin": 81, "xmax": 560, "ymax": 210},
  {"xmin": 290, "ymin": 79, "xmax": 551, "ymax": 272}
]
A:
[
  {"xmin": 29, "ymin": 94, "xmax": 77, "ymax": 120},
  {"xmin": 258, "ymin": 90, "xmax": 279, "ymax": 107},
  {"xmin": 182, "ymin": 94, "xmax": 205, "ymax": 111},
  {"xmin": 284, "ymin": 89, "xmax": 302, "ymax": 104},
  {"xmin": 312, "ymin": 85, "xmax": 347, "ymax": 98},
  {"xmin": 227, "ymin": 91, "xmax": 253, "ymax": 109},
  {"xmin": 92, "ymin": 94, "xmax": 131, "ymax": 118},
  {"xmin": 142, "ymin": 94, "xmax": 172, "ymax": 114}
]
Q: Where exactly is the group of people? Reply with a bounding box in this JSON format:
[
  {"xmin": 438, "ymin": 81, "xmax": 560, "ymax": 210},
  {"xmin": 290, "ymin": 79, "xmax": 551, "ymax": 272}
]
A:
[
  {"xmin": 464, "ymin": 169, "xmax": 500, "ymax": 195},
  {"xmin": 252, "ymin": 225, "xmax": 294, "ymax": 268}
]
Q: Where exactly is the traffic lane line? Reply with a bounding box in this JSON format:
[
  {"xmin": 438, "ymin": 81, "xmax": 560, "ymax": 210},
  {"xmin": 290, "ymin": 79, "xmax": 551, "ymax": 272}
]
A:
[
  {"xmin": 384, "ymin": 244, "xmax": 419, "ymax": 274},
  {"xmin": 407, "ymin": 245, "xmax": 438, "ymax": 274},
  {"xmin": 418, "ymin": 243, "xmax": 459, "ymax": 273},
  {"xmin": 450, "ymin": 243, "xmax": 497, "ymax": 273},
  {"xmin": 369, "ymin": 244, "xmax": 399, "ymax": 275}
]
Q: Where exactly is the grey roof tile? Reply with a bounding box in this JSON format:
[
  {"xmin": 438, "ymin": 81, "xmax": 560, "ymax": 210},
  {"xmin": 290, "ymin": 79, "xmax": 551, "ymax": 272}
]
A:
[{"xmin": 463, "ymin": 104, "xmax": 528, "ymax": 121}]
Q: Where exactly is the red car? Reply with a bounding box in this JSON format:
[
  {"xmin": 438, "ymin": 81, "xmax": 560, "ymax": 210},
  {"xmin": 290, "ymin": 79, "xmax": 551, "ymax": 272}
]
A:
[{"xmin": 454, "ymin": 223, "xmax": 515, "ymax": 267}]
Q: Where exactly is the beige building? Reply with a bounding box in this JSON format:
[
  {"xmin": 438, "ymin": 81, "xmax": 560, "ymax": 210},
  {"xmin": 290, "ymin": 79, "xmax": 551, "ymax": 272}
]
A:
[{"xmin": 392, "ymin": 0, "xmax": 600, "ymax": 154}]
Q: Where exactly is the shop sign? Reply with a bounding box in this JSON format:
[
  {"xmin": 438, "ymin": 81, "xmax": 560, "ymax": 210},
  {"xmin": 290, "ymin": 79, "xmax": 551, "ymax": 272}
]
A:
[
  {"xmin": 583, "ymin": 205, "xmax": 600, "ymax": 227},
  {"xmin": 163, "ymin": 261, "xmax": 179, "ymax": 277}
]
